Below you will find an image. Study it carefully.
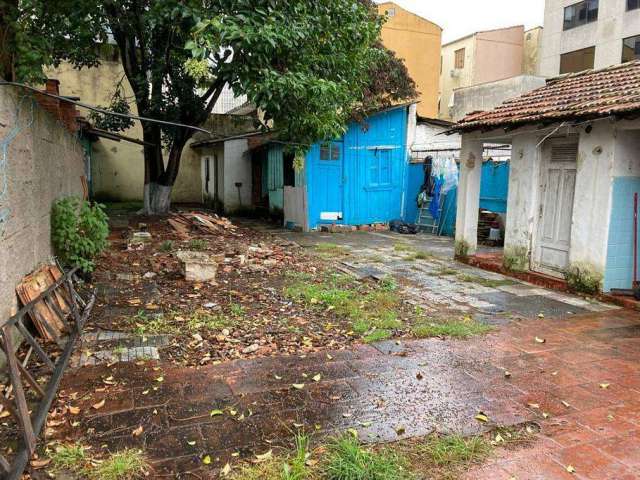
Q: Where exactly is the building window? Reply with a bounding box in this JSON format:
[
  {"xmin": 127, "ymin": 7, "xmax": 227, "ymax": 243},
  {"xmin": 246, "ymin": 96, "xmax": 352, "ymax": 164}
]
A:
[
  {"xmin": 320, "ymin": 142, "xmax": 341, "ymax": 161},
  {"xmin": 386, "ymin": 7, "xmax": 396, "ymax": 17},
  {"xmin": 369, "ymin": 150, "xmax": 392, "ymax": 187},
  {"xmin": 623, "ymin": 35, "xmax": 640, "ymax": 62},
  {"xmin": 560, "ymin": 46, "xmax": 595, "ymax": 74},
  {"xmin": 454, "ymin": 48, "xmax": 465, "ymax": 69},
  {"xmin": 628, "ymin": 0, "xmax": 640, "ymax": 10},
  {"xmin": 563, "ymin": 0, "xmax": 598, "ymax": 30}
]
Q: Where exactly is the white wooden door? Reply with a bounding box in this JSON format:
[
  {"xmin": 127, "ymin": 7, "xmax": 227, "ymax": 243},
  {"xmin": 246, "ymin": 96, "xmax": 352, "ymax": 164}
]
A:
[{"xmin": 533, "ymin": 139, "xmax": 578, "ymax": 276}]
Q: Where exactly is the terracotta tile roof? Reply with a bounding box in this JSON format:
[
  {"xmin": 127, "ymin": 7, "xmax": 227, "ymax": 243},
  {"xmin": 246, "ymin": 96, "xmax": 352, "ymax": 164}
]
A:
[{"xmin": 454, "ymin": 60, "xmax": 640, "ymax": 132}]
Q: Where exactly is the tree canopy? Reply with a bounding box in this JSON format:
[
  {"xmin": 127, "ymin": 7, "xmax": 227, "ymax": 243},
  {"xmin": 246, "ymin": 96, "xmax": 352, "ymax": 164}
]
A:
[{"xmin": 5, "ymin": 0, "xmax": 417, "ymax": 213}]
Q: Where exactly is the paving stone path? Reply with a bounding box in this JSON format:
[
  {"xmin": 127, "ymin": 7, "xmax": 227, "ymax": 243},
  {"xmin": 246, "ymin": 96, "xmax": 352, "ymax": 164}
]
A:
[{"xmin": 59, "ymin": 308, "xmax": 640, "ymax": 478}]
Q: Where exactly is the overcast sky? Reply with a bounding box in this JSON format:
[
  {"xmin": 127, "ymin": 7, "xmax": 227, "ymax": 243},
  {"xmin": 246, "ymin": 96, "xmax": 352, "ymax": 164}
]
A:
[{"xmin": 375, "ymin": 0, "xmax": 545, "ymax": 43}]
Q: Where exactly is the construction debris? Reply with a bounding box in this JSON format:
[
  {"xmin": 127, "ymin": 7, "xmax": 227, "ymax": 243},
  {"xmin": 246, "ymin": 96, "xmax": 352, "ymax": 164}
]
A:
[
  {"xmin": 168, "ymin": 211, "xmax": 237, "ymax": 238},
  {"xmin": 176, "ymin": 251, "xmax": 223, "ymax": 282},
  {"xmin": 15, "ymin": 265, "xmax": 71, "ymax": 343}
]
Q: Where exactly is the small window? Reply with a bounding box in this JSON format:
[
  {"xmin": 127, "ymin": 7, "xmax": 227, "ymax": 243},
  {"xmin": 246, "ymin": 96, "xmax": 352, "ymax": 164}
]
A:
[
  {"xmin": 623, "ymin": 35, "xmax": 640, "ymax": 62},
  {"xmin": 559, "ymin": 46, "xmax": 595, "ymax": 74},
  {"xmin": 386, "ymin": 7, "xmax": 396, "ymax": 17},
  {"xmin": 628, "ymin": 0, "xmax": 640, "ymax": 10},
  {"xmin": 563, "ymin": 0, "xmax": 598, "ymax": 31},
  {"xmin": 369, "ymin": 150, "xmax": 392, "ymax": 186},
  {"xmin": 454, "ymin": 48, "xmax": 465, "ymax": 69},
  {"xmin": 320, "ymin": 142, "xmax": 341, "ymax": 161}
]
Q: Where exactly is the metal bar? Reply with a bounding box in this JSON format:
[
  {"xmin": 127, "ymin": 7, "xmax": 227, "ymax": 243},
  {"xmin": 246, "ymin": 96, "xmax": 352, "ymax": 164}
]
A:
[
  {"xmin": 0, "ymin": 455, "xmax": 9, "ymax": 474},
  {"xmin": 6, "ymin": 294, "xmax": 95, "ymax": 480},
  {"xmin": 16, "ymin": 360, "xmax": 45, "ymax": 398},
  {"xmin": 2, "ymin": 268, "xmax": 78, "ymax": 330},
  {"xmin": 32, "ymin": 307, "xmax": 62, "ymax": 347},
  {"xmin": 1, "ymin": 326, "xmax": 36, "ymax": 456},
  {"xmin": 63, "ymin": 279, "xmax": 81, "ymax": 329},
  {"xmin": 14, "ymin": 321, "xmax": 55, "ymax": 372}
]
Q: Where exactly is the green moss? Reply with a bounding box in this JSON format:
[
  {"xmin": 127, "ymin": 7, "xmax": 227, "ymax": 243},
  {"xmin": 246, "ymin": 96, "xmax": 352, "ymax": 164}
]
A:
[
  {"xmin": 457, "ymin": 274, "xmax": 517, "ymax": 288},
  {"xmin": 412, "ymin": 317, "xmax": 493, "ymax": 339},
  {"xmin": 454, "ymin": 240, "xmax": 470, "ymax": 259},
  {"xmin": 92, "ymin": 449, "xmax": 148, "ymax": 480}
]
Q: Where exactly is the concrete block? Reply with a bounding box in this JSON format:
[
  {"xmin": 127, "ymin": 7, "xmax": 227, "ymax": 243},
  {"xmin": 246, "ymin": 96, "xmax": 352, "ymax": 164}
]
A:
[{"xmin": 176, "ymin": 251, "xmax": 222, "ymax": 282}]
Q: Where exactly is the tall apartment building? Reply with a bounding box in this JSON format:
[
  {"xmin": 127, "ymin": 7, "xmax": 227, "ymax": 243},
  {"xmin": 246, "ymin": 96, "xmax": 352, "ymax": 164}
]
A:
[
  {"xmin": 439, "ymin": 26, "xmax": 544, "ymax": 121},
  {"xmin": 540, "ymin": 0, "xmax": 640, "ymax": 76},
  {"xmin": 378, "ymin": 2, "xmax": 442, "ymax": 118}
]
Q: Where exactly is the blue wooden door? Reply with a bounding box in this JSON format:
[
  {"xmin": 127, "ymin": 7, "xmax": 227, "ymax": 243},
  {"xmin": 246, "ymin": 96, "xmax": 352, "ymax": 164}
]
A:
[{"xmin": 310, "ymin": 141, "xmax": 344, "ymax": 225}]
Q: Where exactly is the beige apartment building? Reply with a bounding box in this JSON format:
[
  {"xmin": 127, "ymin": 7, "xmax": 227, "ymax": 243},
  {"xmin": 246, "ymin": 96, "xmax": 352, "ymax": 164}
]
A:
[
  {"xmin": 378, "ymin": 2, "xmax": 442, "ymax": 118},
  {"xmin": 439, "ymin": 26, "xmax": 544, "ymax": 121}
]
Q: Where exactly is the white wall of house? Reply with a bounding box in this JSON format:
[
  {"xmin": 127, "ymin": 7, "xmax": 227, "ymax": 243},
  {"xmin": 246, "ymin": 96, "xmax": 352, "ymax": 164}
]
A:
[
  {"xmin": 222, "ymin": 139, "xmax": 252, "ymax": 212},
  {"xmin": 540, "ymin": 0, "xmax": 640, "ymax": 76}
]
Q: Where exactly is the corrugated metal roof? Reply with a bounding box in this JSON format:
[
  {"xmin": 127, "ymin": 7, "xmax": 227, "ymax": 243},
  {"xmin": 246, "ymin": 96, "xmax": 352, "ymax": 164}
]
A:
[{"xmin": 453, "ymin": 60, "xmax": 640, "ymax": 133}]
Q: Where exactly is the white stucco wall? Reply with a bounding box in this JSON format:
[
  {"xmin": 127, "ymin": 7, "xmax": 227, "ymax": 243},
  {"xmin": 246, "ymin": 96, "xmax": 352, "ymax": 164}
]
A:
[
  {"xmin": 540, "ymin": 0, "xmax": 640, "ymax": 76},
  {"xmin": 222, "ymin": 139, "xmax": 252, "ymax": 212}
]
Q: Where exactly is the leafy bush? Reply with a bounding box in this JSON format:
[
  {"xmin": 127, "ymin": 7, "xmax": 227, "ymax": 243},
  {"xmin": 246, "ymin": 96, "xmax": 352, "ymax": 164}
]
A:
[{"xmin": 51, "ymin": 197, "xmax": 109, "ymax": 272}]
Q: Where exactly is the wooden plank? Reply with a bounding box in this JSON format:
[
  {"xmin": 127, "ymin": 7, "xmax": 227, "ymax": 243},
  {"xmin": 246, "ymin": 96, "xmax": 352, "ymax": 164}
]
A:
[{"xmin": 1, "ymin": 326, "xmax": 36, "ymax": 454}]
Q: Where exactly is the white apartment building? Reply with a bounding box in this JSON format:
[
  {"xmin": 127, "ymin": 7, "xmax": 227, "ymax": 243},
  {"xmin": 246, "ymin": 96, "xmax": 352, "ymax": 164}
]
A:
[{"xmin": 540, "ymin": 0, "xmax": 640, "ymax": 76}]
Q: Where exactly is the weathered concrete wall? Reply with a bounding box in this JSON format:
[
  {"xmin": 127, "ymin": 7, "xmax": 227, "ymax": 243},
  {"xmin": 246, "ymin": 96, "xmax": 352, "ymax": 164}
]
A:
[
  {"xmin": 0, "ymin": 86, "xmax": 85, "ymax": 323},
  {"xmin": 474, "ymin": 26, "xmax": 525, "ymax": 85},
  {"xmin": 50, "ymin": 62, "xmax": 202, "ymax": 203},
  {"xmin": 540, "ymin": 0, "xmax": 640, "ymax": 76},
  {"xmin": 451, "ymin": 75, "xmax": 547, "ymax": 122},
  {"xmin": 378, "ymin": 2, "xmax": 442, "ymax": 118},
  {"xmin": 222, "ymin": 139, "xmax": 252, "ymax": 212},
  {"xmin": 523, "ymin": 27, "xmax": 543, "ymax": 76}
]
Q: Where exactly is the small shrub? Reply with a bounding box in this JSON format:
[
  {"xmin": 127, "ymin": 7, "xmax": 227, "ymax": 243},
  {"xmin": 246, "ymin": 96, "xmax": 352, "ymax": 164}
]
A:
[
  {"xmin": 50, "ymin": 443, "xmax": 87, "ymax": 472},
  {"xmin": 51, "ymin": 197, "xmax": 109, "ymax": 272},
  {"xmin": 564, "ymin": 262, "xmax": 603, "ymax": 295},
  {"xmin": 503, "ymin": 246, "xmax": 529, "ymax": 272}
]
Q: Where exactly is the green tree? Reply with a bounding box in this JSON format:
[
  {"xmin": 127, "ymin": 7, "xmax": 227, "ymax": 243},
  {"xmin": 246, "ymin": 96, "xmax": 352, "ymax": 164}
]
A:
[{"xmin": 10, "ymin": 0, "xmax": 416, "ymax": 214}]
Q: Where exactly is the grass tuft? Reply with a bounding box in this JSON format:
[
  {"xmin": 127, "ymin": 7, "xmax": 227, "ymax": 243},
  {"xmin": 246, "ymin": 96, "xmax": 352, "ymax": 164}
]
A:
[
  {"xmin": 419, "ymin": 435, "xmax": 492, "ymax": 468},
  {"xmin": 315, "ymin": 243, "xmax": 350, "ymax": 257},
  {"xmin": 457, "ymin": 274, "xmax": 516, "ymax": 288},
  {"xmin": 159, "ymin": 240, "xmax": 174, "ymax": 252},
  {"xmin": 92, "ymin": 449, "xmax": 148, "ymax": 480},
  {"xmin": 324, "ymin": 435, "xmax": 412, "ymax": 480},
  {"xmin": 412, "ymin": 317, "xmax": 493, "ymax": 339},
  {"xmin": 393, "ymin": 243, "xmax": 414, "ymax": 253},
  {"xmin": 50, "ymin": 443, "xmax": 87, "ymax": 472}
]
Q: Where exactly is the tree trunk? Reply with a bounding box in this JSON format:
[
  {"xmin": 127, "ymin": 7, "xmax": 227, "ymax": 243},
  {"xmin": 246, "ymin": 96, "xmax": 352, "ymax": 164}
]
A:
[{"xmin": 142, "ymin": 182, "xmax": 173, "ymax": 215}]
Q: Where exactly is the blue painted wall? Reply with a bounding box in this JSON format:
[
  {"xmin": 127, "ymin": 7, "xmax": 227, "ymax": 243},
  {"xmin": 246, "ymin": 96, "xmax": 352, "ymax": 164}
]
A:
[
  {"xmin": 306, "ymin": 106, "xmax": 408, "ymax": 229},
  {"xmin": 604, "ymin": 177, "xmax": 640, "ymax": 292},
  {"xmin": 405, "ymin": 160, "xmax": 510, "ymax": 237}
]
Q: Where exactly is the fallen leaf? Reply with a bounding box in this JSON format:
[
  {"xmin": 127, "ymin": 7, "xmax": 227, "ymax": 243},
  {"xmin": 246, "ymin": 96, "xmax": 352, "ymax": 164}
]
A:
[
  {"xmin": 274, "ymin": 375, "xmax": 282, "ymax": 380},
  {"xmin": 156, "ymin": 376, "xmax": 164, "ymax": 383},
  {"xmin": 504, "ymin": 371, "xmax": 512, "ymax": 378},
  {"xmin": 221, "ymin": 463, "xmax": 232, "ymax": 476},
  {"xmin": 203, "ymin": 455, "xmax": 211, "ymax": 465},
  {"xmin": 229, "ymin": 409, "xmax": 237, "ymax": 416},
  {"xmin": 395, "ymin": 426, "xmax": 406, "ymax": 435},
  {"xmin": 30, "ymin": 458, "xmax": 51, "ymax": 469},
  {"xmin": 187, "ymin": 441, "xmax": 197, "ymax": 446},
  {"xmin": 0, "ymin": 411, "xmax": 10, "ymax": 419},
  {"xmin": 313, "ymin": 374, "xmax": 322, "ymax": 382},
  {"xmin": 359, "ymin": 421, "xmax": 373, "ymax": 427},
  {"xmin": 69, "ymin": 406, "xmax": 81, "ymax": 415},
  {"xmin": 538, "ymin": 313, "xmax": 545, "ymax": 318},
  {"xmin": 416, "ymin": 372, "xmax": 424, "ymax": 380},
  {"xmin": 535, "ymin": 337, "xmax": 546, "ymax": 344},
  {"xmin": 561, "ymin": 401, "xmax": 571, "ymax": 408},
  {"xmin": 347, "ymin": 428, "xmax": 359, "ymax": 437},
  {"xmin": 132, "ymin": 425, "xmax": 144, "ymax": 437},
  {"xmin": 475, "ymin": 413, "xmax": 489, "ymax": 423},
  {"xmin": 256, "ymin": 450, "xmax": 273, "ymax": 462},
  {"xmin": 326, "ymin": 354, "xmax": 333, "ymax": 360},
  {"xmin": 292, "ymin": 384, "xmax": 305, "ymax": 390},
  {"xmin": 543, "ymin": 412, "xmax": 551, "ymax": 419},
  {"xmin": 599, "ymin": 383, "xmax": 610, "ymax": 390},
  {"xmin": 566, "ymin": 465, "xmax": 576, "ymax": 474},
  {"xmin": 92, "ymin": 399, "xmax": 106, "ymax": 410},
  {"xmin": 528, "ymin": 403, "xmax": 540, "ymax": 409},
  {"xmin": 210, "ymin": 409, "xmax": 224, "ymax": 417}
]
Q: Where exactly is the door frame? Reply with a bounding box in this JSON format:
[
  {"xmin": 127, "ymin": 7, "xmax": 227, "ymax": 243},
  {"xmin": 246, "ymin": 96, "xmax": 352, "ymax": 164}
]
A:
[
  {"xmin": 312, "ymin": 140, "xmax": 345, "ymax": 225},
  {"xmin": 531, "ymin": 137, "xmax": 578, "ymax": 277}
]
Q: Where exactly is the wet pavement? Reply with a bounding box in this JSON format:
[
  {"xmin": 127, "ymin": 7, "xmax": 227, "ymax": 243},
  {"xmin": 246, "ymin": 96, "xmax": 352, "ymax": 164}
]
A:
[
  {"xmin": 53, "ymin": 227, "xmax": 639, "ymax": 478},
  {"xmin": 57, "ymin": 306, "xmax": 640, "ymax": 478}
]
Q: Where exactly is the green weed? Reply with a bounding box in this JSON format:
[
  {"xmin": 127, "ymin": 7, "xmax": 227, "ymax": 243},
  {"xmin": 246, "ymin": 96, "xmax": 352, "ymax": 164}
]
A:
[
  {"xmin": 457, "ymin": 274, "xmax": 516, "ymax": 288},
  {"xmin": 324, "ymin": 435, "xmax": 412, "ymax": 480},
  {"xmin": 188, "ymin": 238, "xmax": 208, "ymax": 250},
  {"xmin": 363, "ymin": 330, "xmax": 393, "ymax": 343},
  {"xmin": 412, "ymin": 318, "xmax": 493, "ymax": 339},
  {"xmin": 419, "ymin": 435, "xmax": 492, "ymax": 467},
  {"xmin": 159, "ymin": 240, "xmax": 174, "ymax": 252},
  {"xmin": 50, "ymin": 443, "xmax": 87, "ymax": 472},
  {"xmin": 393, "ymin": 243, "xmax": 414, "ymax": 253},
  {"xmin": 229, "ymin": 303, "xmax": 246, "ymax": 317},
  {"xmin": 92, "ymin": 449, "xmax": 148, "ymax": 480},
  {"xmin": 315, "ymin": 243, "xmax": 350, "ymax": 257}
]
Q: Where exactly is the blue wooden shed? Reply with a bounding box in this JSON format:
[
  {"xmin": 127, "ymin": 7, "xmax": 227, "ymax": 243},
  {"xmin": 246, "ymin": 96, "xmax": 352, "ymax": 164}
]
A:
[{"xmin": 273, "ymin": 104, "xmax": 412, "ymax": 231}]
